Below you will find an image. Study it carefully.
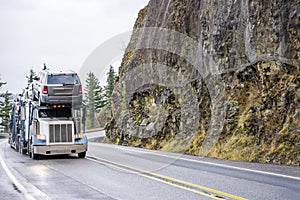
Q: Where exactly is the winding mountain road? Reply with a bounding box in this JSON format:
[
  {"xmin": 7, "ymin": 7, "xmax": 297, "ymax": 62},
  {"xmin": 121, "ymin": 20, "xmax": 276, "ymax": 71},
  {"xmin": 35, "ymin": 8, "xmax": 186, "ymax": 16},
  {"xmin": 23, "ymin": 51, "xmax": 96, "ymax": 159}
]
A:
[{"xmin": 0, "ymin": 131, "xmax": 299, "ymax": 200}]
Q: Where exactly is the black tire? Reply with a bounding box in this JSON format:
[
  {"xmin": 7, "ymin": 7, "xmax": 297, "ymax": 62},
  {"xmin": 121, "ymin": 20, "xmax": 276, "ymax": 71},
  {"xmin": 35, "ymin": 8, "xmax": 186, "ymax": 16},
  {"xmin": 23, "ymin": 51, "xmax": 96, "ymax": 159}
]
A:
[
  {"xmin": 9, "ymin": 137, "xmax": 12, "ymax": 146},
  {"xmin": 29, "ymin": 147, "xmax": 32, "ymax": 158},
  {"xmin": 78, "ymin": 152, "xmax": 86, "ymax": 158},
  {"xmin": 29, "ymin": 140, "xmax": 33, "ymax": 158},
  {"xmin": 22, "ymin": 147, "xmax": 27, "ymax": 155},
  {"xmin": 15, "ymin": 138, "xmax": 19, "ymax": 153},
  {"xmin": 18, "ymin": 137, "xmax": 22, "ymax": 154},
  {"xmin": 32, "ymin": 152, "xmax": 39, "ymax": 160},
  {"xmin": 32, "ymin": 149, "xmax": 39, "ymax": 160},
  {"xmin": 30, "ymin": 144, "xmax": 39, "ymax": 160}
]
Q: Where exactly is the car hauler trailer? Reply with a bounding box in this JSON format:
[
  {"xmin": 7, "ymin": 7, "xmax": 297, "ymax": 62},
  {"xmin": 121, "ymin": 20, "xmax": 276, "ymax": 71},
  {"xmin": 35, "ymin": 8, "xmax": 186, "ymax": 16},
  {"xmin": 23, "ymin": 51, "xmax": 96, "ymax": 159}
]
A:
[
  {"xmin": 8, "ymin": 98, "xmax": 88, "ymax": 159},
  {"xmin": 8, "ymin": 101, "xmax": 21, "ymax": 152}
]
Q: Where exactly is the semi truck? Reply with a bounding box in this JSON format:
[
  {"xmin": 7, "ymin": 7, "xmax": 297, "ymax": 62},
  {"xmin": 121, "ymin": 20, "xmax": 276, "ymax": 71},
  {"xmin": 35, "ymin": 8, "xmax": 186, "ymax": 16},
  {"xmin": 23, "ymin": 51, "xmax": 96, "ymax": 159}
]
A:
[{"xmin": 8, "ymin": 97, "xmax": 88, "ymax": 159}]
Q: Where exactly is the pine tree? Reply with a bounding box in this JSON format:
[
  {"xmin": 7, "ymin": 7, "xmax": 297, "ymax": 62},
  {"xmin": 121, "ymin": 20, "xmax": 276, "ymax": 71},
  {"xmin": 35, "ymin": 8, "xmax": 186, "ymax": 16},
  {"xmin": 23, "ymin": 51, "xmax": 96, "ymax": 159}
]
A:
[
  {"xmin": 26, "ymin": 68, "xmax": 36, "ymax": 85},
  {"xmin": 0, "ymin": 79, "xmax": 6, "ymax": 89},
  {"xmin": 0, "ymin": 91, "xmax": 12, "ymax": 132},
  {"xmin": 104, "ymin": 65, "xmax": 116, "ymax": 109},
  {"xmin": 43, "ymin": 63, "xmax": 48, "ymax": 70},
  {"xmin": 95, "ymin": 86, "xmax": 105, "ymax": 112},
  {"xmin": 0, "ymin": 78, "xmax": 11, "ymax": 132},
  {"xmin": 85, "ymin": 72, "xmax": 103, "ymax": 128}
]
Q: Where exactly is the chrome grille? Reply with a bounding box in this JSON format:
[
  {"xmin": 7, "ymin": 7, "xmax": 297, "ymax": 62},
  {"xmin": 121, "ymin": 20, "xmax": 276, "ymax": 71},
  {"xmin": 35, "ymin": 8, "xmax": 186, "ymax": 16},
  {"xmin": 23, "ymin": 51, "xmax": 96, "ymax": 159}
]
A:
[{"xmin": 49, "ymin": 124, "xmax": 72, "ymax": 143}]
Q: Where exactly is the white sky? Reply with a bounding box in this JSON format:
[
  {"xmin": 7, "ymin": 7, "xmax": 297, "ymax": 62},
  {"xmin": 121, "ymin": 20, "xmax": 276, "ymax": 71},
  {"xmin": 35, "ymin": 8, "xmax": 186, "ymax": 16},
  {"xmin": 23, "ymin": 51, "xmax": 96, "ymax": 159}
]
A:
[{"xmin": 0, "ymin": 0, "xmax": 149, "ymax": 94}]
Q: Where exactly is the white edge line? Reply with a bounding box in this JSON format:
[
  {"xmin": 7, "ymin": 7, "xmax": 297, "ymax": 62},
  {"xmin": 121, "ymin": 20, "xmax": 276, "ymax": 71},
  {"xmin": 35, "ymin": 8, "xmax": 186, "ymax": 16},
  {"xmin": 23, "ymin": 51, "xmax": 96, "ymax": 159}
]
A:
[
  {"xmin": 0, "ymin": 141, "xmax": 50, "ymax": 200},
  {"xmin": 112, "ymin": 145, "xmax": 300, "ymax": 181},
  {"xmin": 174, "ymin": 156, "xmax": 300, "ymax": 181},
  {"xmin": 0, "ymin": 141, "xmax": 35, "ymax": 200}
]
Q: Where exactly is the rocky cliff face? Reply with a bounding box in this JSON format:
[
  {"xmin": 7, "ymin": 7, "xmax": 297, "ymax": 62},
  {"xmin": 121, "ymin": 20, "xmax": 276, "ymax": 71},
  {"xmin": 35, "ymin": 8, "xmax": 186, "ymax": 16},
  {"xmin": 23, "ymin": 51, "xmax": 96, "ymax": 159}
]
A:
[{"xmin": 106, "ymin": 0, "xmax": 300, "ymax": 165}]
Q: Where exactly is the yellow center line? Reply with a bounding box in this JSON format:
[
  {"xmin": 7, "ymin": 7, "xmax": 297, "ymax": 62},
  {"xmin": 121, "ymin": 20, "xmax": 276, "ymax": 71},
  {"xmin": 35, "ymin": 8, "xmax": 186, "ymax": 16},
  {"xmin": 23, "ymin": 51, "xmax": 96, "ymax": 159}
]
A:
[
  {"xmin": 87, "ymin": 157, "xmax": 248, "ymax": 200},
  {"xmin": 148, "ymin": 171, "xmax": 247, "ymax": 200}
]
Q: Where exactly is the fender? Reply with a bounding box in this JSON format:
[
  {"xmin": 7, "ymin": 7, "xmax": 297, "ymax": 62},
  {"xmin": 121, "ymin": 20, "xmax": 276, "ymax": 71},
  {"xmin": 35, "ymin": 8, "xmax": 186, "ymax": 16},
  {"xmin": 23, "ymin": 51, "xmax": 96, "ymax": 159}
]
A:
[
  {"xmin": 75, "ymin": 135, "xmax": 88, "ymax": 145},
  {"xmin": 31, "ymin": 134, "xmax": 46, "ymax": 146}
]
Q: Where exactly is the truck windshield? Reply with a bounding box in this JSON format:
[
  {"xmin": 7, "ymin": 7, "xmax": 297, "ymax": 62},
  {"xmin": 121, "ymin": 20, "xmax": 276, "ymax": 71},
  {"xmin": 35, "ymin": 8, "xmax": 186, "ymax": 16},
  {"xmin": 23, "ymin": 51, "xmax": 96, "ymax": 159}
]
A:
[
  {"xmin": 39, "ymin": 108, "xmax": 72, "ymax": 118},
  {"xmin": 47, "ymin": 74, "xmax": 79, "ymax": 85}
]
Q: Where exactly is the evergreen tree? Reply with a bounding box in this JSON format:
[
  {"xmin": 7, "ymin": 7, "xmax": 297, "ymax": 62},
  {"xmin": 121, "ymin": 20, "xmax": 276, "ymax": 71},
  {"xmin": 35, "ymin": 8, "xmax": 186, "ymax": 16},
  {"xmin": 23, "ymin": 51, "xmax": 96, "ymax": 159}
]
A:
[
  {"xmin": 95, "ymin": 86, "xmax": 105, "ymax": 112},
  {"xmin": 85, "ymin": 72, "xmax": 102, "ymax": 128},
  {"xmin": 0, "ymin": 79, "xmax": 6, "ymax": 89},
  {"xmin": 0, "ymin": 91, "xmax": 12, "ymax": 132},
  {"xmin": 26, "ymin": 68, "xmax": 36, "ymax": 85},
  {"xmin": 43, "ymin": 63, "xmax": 48, "ymax": 70},
  {"xmin": 0, "ymin": 78, "xmax": 11, "ymax": 132},
  {"xmin": 104, "ymin": 65, "xmax": 116, "ymax": 108}
]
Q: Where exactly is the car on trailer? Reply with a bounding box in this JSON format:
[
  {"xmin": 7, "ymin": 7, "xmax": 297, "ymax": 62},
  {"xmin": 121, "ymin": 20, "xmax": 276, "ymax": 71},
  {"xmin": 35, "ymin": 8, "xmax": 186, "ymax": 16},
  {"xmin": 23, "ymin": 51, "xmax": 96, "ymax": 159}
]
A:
[{"xmin": 32, "ymin": 70, "xmax": 83, "ymax": 106}]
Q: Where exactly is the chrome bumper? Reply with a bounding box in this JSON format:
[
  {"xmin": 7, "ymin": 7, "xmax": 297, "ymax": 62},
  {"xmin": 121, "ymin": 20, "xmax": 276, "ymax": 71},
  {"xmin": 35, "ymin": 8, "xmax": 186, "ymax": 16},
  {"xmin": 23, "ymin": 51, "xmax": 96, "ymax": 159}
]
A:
[{"xmin": 33, "ymin": 144, "xmax": 87, "ymax": 155}]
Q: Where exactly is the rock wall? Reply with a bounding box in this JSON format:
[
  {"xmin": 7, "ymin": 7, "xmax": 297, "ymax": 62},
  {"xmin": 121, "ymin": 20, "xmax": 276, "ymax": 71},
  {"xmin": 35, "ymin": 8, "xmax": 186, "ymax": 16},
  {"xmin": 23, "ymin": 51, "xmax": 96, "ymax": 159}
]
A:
[{"xmin": 106, "ymin": 0, "xmax": 300, "ymax": 165}]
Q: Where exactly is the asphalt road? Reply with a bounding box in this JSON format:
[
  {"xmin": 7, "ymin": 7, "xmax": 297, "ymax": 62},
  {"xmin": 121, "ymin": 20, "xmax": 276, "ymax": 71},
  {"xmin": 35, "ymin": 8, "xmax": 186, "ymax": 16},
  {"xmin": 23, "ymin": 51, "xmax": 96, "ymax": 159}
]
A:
[{"xmin": 0, "ymin": 131, "xmax": 299, "ymax": 200}]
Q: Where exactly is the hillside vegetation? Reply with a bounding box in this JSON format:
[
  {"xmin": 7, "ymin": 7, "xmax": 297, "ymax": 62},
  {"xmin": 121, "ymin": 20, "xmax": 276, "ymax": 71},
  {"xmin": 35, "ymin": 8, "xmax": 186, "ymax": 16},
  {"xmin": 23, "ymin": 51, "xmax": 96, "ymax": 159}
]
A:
[{"xmin": 106, "ymin": 0, "xmax": 300, "ymax": 166}]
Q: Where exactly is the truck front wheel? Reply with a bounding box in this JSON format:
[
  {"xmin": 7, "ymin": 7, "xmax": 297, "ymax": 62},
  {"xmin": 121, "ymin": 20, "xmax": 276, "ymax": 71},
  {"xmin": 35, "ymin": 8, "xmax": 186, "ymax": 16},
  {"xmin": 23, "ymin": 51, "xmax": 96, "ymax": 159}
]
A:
[
  {"xmin": 31, "ymin": 149, "xmax": 38, "ymax": 160},
  {"xmin": 32, "ymin": 152, "xmax": 38, "ymax": 159},
  {"xmin": 29, "ymin": 145, "xmax": 39, "ymax": 159},
  {"xmin": 78, "ymin": 152, "xmax": 86, "ymax": 158}
]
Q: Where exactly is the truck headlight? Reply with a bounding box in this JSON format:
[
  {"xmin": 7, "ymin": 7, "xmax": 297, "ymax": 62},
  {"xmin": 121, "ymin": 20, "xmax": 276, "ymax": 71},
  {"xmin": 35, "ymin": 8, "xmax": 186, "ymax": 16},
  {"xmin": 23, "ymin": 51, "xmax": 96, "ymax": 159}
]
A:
[
  {"xmin": 37, "ymin": 135, "xmax": 46, "ymax": 141},
  {"xmin": 75, "ymin": 133, "xmax": 83, "ymax": 139}
]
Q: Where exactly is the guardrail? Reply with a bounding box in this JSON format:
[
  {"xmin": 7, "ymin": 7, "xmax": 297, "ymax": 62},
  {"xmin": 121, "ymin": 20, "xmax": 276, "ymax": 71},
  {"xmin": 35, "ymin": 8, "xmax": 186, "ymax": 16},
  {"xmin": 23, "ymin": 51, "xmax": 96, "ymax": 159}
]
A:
[{"xmin": 85, "ymin": 127, "xmax": 105, "ymax": 133}]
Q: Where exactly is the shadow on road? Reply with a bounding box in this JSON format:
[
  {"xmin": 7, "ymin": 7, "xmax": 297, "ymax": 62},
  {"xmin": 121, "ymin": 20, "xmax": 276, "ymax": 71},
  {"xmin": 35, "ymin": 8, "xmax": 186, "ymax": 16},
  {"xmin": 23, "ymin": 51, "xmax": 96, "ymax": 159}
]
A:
[
  {"xmin": 0, "ymin": 132, "xmax": 8, "ymax": 139},
  {"xmin": 35, "ymin": 154, "xmax": 83, "ymax": 160}
]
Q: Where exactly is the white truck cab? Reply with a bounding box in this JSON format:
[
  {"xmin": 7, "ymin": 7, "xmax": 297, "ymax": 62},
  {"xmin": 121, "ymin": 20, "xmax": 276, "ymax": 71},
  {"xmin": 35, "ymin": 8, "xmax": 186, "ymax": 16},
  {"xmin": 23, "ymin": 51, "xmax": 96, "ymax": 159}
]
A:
[{"xmin": 28, "ymin": 102, "xmax": 88, "ymax": 159}]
